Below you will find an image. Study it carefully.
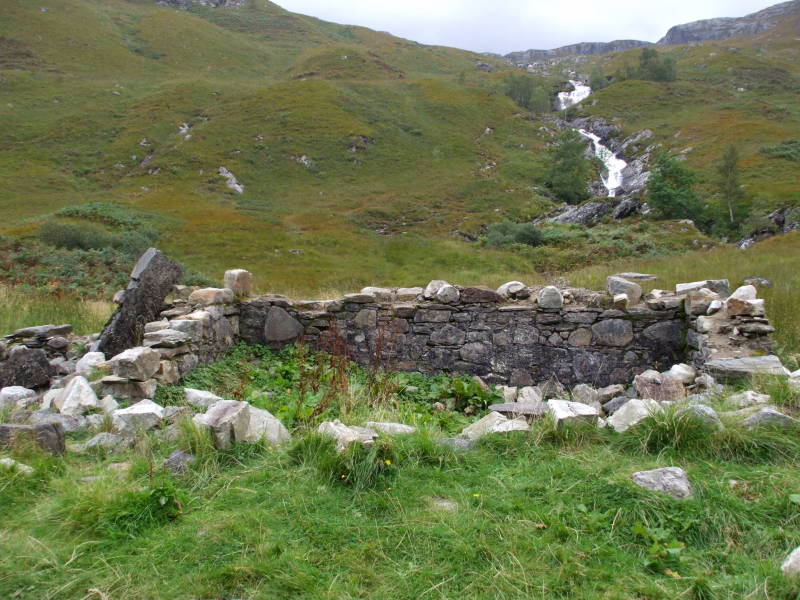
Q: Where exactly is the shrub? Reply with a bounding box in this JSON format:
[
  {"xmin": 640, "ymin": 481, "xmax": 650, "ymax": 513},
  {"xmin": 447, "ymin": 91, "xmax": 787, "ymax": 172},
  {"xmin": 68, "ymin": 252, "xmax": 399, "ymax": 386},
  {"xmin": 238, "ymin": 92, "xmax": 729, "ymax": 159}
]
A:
[
  {"xmin": 485, "ymin": 221, "xmax": 544, "ymax": 248},
  {"xmin": 760, "ymin": 140, "xmax": 800, "ymax": 161},
  {"xmin": 39, "ymin": 220, "xmax": 115, "ymax": 251},
  {"xmin": 504, "ymin": 73, "xmax": 551, "ymax": 112},
  {"xmin": 546, "ymin": 130, "xmax": 592, "ymax": 205}
]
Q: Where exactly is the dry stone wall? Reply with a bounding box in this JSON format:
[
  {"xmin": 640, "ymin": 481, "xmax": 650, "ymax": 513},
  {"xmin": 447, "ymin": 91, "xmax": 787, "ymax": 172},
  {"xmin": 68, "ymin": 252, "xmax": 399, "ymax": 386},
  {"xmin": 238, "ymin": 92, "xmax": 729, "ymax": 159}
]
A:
[{"xmin": 237, "ymin": 287, "xmax": 687, "ymax": 388}]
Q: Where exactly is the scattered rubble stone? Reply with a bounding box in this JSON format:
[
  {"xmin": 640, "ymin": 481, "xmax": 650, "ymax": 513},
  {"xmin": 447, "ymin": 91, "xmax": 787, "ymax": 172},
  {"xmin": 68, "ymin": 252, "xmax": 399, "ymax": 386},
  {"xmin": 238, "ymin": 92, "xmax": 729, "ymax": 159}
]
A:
[{"xmin": 631, "ymin": 467, "xmax": 693, "ymax": 499}]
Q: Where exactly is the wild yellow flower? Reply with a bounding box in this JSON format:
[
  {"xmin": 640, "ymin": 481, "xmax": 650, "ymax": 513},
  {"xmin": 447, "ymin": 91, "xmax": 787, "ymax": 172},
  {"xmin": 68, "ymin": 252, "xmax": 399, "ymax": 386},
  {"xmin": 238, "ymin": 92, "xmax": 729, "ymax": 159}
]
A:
[
  {"xmin": 385, "ymin": 460, "xmax": 392, "ymax": 466},
  {"xmin": 473, "ymin": 493, "xmax": 481, "ymax": 498}
]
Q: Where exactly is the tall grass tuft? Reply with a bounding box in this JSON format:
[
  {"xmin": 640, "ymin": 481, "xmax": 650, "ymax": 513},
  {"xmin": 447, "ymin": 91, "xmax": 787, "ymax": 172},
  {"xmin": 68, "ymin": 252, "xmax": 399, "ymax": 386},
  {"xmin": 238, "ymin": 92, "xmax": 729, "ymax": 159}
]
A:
[{"xmin": 0, "ymin": 286, "xmax": 113, "ymax": 336}]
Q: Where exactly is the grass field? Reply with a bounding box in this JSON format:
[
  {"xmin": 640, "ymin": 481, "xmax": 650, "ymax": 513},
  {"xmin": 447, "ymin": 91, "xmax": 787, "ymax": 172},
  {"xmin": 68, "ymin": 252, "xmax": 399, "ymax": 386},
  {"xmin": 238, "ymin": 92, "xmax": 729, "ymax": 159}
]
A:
[{"xmin": 1, "ymin": 344, "xmax": 799, "ymax": 599}]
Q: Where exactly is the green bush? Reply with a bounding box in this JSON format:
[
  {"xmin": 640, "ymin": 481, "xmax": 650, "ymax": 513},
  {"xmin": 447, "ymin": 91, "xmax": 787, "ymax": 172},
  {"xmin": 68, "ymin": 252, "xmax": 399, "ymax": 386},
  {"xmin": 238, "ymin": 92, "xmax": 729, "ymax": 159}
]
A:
[
  {"xmin": 760, "ymin": 140, "xmax": 800, "ymax": 161},
  {"xmin": 39, "ymin": 218, "xmax": 158, "ymax": 258},
  {"xmin": 504, "ymin": 73, "xmax": 551, "ymax": 113},
  {"xmin": 646, "ymin": 153, "xmax": 706, "ymax": 222},
  {"xmin": 484, "ymin": 221, "xmax": 544, "ymax": 248},
  {"xmin": 546, "ymin": 130, "xmax": 592, "ymax": 205}
]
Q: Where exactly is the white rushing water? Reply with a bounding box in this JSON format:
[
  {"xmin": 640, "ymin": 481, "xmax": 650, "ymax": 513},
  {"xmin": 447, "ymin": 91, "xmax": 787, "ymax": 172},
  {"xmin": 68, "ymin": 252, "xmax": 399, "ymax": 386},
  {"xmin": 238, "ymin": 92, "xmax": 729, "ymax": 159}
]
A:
[
  {"xmin": 556, "ymin": 80, "xmax": 628, "ymax": 197},
  {"xmin": 557, "ymin": 80, "xmax": 592, "ymax": 110},
  {"xmin": 579, "ymin": 129, "xmax": 628, "ymax": 198}
]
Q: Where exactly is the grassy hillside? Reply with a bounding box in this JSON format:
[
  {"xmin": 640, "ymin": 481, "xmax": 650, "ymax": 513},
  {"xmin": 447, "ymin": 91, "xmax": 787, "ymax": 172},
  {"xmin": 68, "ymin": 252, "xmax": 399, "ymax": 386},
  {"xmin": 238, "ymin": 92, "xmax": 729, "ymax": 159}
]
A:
[{"xmin": 0, "ymin": 0, "xmax": 798, "ymax": 295}]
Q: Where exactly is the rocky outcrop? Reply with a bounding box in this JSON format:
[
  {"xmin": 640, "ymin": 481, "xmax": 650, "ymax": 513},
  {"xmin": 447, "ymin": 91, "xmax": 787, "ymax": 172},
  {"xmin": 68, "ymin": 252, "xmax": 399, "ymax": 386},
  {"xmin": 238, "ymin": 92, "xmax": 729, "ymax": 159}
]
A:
[
  {"xmin": 97, "ymin": 248, "xmax": 183, "ymax": 359},
  {"xmin": 658, "ymin": 1, "xmax": 799, "ymax": 45},
  {"xmin": 505, "ymin": 40, "xmax": 652, "ymax": 65}
]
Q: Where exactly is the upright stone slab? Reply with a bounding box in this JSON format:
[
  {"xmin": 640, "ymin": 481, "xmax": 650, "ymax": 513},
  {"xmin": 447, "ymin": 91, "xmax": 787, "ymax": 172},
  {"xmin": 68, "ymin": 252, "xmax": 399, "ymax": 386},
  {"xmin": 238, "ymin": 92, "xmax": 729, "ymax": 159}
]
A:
[{"xmin": 97, "ymin": 249, "xmax": 183, "ymax": 358}]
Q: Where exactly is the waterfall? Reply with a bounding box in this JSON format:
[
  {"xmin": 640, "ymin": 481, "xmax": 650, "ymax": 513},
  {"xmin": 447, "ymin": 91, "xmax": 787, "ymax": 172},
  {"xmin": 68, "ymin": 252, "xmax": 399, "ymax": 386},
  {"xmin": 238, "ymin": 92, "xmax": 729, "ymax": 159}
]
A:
[{"xmin": 557, "ymin": 80, "xmax": 628, "ymax": 197}]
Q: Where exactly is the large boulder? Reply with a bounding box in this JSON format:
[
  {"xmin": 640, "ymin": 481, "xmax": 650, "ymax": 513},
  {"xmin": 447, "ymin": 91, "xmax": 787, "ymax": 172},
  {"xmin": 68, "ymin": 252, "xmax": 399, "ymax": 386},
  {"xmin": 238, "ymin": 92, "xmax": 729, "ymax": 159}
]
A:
[
  {"xmin": 75, "ymin": 352, "xmax": 106, "ymax": 377},
  {"xmin": 109, "ymin": 347, "xmax": 161, "ymax": 381},
  {"xmin": 318, "ymin": 419, "xmax": 378, "ymax": 452},
  {"xmin": 86, "ymin": 432, "xmax": 130, "ymax": 453},
  {"xmin": 97, "ymin": 248, "xmax": 183, "ymax": 358},
  {"xmin": 184, "ymin": 388, "xmax": 224, "ymax": 410},
  {"xmin": 727, "ymin": 390, "xmax": 770, "ymax": 409},
  {"xmin": 548, "ymin": 400, "xmax": 599, "ymax": 428},
  {"xmin": 725, "ymin": 285, "xmax": 765, "ymax": 317},
  {"xmin": 704, "ymin": 355, "xmax": 787, "ymax": 381},
  {"xmin": 607, "ymin": 276, "xmax": 642, "ymax": 305},
  {"xmin": 0, "ymin": 386, "xmax": 38, "ymax": 410},
  {"xmin": 742, "ymin": 407, "xmax": 800, "ymax": 430},
  {"xmin": 782, "ymin": 547, "xmax": 800, "ymax": 578},
  {"xmin": 364, "ymin": 422, "xmax": 417, "ymax": 435},
  {"xmin": 243, "ymin": 406, "xmax": 291, "ymax": 445},
  {"xmin": 188, "ymin": 288, "xmax": 234, "ymax": 307},
  {"xmin": 591, "ymin": 319, "xmax": 633, "ymax": 347},
  {"xmin": 193, "ymin": 400, "xmax": 250, "ymax": 449},
  {"xmin": 634, "ymin": 370, "xmax": 686, "ymax": 402},
  {"xmin": 0, "ymin": 346, "xmax": 54, "ymax": 389},
  {"xmin": 631, "ymin": 467, "xmax": 693, "ymax": 499},
  {"xmin": 224, "ymin": 269, "xmax": 253, "ymax": 297},
  {"xmin": 263, "ymin": 306, "xmax": 304, "ymax": 345},
  {"xmin": 53, "ymin": 376, "xmax": 101, "ymax": 416},
  {"xmin": 0, "ymin": 422, "xmax": 65, "ymax": 455},
  {"xmin": 460, "ymin": 411, "xmax": 528, "ymax": 440},
  {"xmin": 607, "ymin": 399, "xmax": 662, "ymax": 433},
  {"xmin": 112, "ymin": 399, "xmax": 164, "ymax": 437},
  {"xmin": 537, "ymin": 286, "xmax": 563, "ymax": 309}
]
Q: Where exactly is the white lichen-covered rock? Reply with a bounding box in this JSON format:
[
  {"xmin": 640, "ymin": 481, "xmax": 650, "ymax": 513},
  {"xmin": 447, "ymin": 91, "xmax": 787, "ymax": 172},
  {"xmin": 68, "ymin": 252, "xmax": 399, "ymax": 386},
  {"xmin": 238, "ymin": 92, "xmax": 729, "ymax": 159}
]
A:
[
  {"xmin": 0, "ymin": 386, "xmax": 38, "ymax": 410},
  {"xmin": 193, "ymin": 400, "xmax": 250, "ymax": 450},
  {"xmin": 705, "ymin": 355, "xmax": 788, "ymax": 381},
  {"xmin": 0, "ymin": 458, "xmax": 34, "ymax": 475},
  {"xmin": 548, "ymin": 400, "xmax": 599, "ymax": 427},
  {"xmin": 109, "ymin": 347, "xmax": 161, "ymax": 381},
  {"xmin": 725, "ymin": 285, "xmax": 765, "ymax": 317},
  {"xmin": 423, "ymin": 280, "xmax": 449, "ymax": 300},
  {"xmin": 607, "ymin": 399, "xmax": 662, "ymax": 433},
  {"xmin": 364, "ymin": 422, "xmax": 417, "ymax": 435},
  {"xmin": 665, "ymin": 364, "xmax": 697, "ymax": 385},
  {"xmin": 631, "ymin": 467, "xmax": 693, "ymax": 499},
  {"xmin": 75, "ymin": 351, "xmax": 106, "ymax": 377},
  {"xmin": 517, "ymin": 386, "xmax": 543, "ymax": 404},
  {"xmin": 676, "ymin": 279, "xmax": 729, "ymax": 296},
  {"xmin": 607, "ymin": 276, "xmax": 642, "ymax": 305},
  {"xmin": 224, "ymin": 269, "xmax": 253, "ymax": 297},
  {"xmin": 244, "ymin": 406, "xmax": 291, "ymax": 445},
  {"xmin": 781, "ymin": 546, "xmax": 800, "ymax": 578},
  {"xmin": 634, "ymin": 370, "xmax": 686, "ymax": 402},
  {"xmin": 188, "ymin": 287, "xmax": 235, "ymax": 306},
  {"xmin": 727, "ymin": 390, "xmax": 771, "ymax": 409},
  {"xmin": 100, "ymin": 395, "xmax": 118, "ymax": 414},
  {"xmin": 86, "ymin": 432, "xmax": 130, "ymax": 453},
  {"xmin": 317, "ymin": 419, "xmax": 378, "ymax": 452},
  {"xmin": 742, "ymin": 407, "xmax": 800, "ymax": 430},
  {"xmin": 184, "ymin": 388, "xmax": 224, "ymax": 410},
  {"xmin": 676, "ymin": 404, "xmax": 723, "ymax": 429},
  {"xmin": 460, "ymin": 411, "xmax": 528, "ymax": 440},
  {"xmin": 435, "ymin": 284, "xmax": 460, "ymax": 304},
  {"xmin": 571, "ymin": 384, "xmax": 600, "ymax": 408},
  {"xmin": 54, "ymin": 376, "xmax": 100, "ymax": 416},
  {"xmin": 496, "ymin": 281, "xmax": 530, "ymax": 299},
  {"xmin": 491, "ymin": 417, "xmax": 530, "ymax": 434},
  {"xmin": 112, "ymin": 399, "xmax": 164, "ymax": 437},
  {"xmin": 537, "ymin": 286, "xmax": 563, "ymax": 309}
]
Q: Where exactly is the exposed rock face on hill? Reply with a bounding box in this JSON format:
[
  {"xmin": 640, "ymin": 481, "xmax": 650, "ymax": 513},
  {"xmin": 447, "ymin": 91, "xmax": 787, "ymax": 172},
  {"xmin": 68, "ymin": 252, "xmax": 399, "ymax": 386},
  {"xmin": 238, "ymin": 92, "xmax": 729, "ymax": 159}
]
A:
[
  {"xmin": 657, "ymin": 0, "xmax": 799, "ymax": 45},
  {"xmin": 505, "ymin": 40, "xmax": 651, "ymax": 64},
  {"xmin": 156, "ymin": 0, "xmax": 245, "ymax": 7},
  {"xmin": 504, "ymin": 1, "xmax": 798, "ymax": 62}
]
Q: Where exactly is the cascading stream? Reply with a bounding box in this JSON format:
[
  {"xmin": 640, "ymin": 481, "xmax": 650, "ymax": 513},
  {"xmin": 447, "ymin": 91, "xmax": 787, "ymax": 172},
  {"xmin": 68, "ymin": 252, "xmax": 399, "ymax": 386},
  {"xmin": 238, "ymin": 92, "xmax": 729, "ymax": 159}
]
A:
[{"xmin": 558, "ymin": 80, "xmax": 627, "ymax": 198}]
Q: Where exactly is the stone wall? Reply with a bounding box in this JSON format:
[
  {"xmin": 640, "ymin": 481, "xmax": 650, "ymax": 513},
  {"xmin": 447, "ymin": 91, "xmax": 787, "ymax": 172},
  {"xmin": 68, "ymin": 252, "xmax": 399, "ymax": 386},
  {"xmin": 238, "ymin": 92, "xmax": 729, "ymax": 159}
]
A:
[{"xmin": 237, "ymin": 285, "xmax": 687, "ymax": 388}]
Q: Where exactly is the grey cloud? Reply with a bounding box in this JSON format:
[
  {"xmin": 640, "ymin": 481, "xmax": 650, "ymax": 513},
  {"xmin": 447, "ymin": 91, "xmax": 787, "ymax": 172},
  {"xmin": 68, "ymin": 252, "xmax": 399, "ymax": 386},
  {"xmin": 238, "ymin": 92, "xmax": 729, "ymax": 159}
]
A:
[{"xmin": 276, "ymin": 0, "xmax": 781, "ymax": 53}]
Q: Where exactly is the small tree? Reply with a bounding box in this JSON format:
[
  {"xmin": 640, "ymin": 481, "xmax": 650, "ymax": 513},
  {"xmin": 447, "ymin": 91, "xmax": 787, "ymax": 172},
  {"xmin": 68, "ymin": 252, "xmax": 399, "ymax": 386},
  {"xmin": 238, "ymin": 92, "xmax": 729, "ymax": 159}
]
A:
[
  {"xmin": 546, "ymin": 130, "xmax": 591, "ymax": 205},
  {"xmin": 716, "ymin": 145, "xmax": 748, "ymax": 231},
  {"xmin": 647, "ymin": 153, "xmax": 704, "ymax": 220},
  {"xmin": 589, "ymin": 65, "xmax": 607, "ymax": 91},
  {"xmin": 504, "ymin": 73, "xmax": 550, "ymax": 113}
]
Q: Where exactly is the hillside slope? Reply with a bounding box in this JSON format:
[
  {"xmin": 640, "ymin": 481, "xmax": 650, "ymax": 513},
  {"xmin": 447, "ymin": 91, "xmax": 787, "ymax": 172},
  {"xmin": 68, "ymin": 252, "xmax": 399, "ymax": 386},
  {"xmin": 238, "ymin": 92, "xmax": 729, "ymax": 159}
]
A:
[{"xmin": 0, "ymin": 0, "xmax": 798, "ymax": 295}]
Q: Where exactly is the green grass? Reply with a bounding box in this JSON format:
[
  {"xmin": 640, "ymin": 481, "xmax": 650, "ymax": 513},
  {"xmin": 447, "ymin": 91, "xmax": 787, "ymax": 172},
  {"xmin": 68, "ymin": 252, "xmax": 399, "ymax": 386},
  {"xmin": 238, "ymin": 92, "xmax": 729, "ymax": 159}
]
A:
[
  {"xmin": 0, "ymin": 0, "xmax": 797, "ymax": 293},
  {"xmin": 2, "ymin": 344, "xmax": 800, "ymax": 599},
  {"xmin": 0, "ymin": 285, "xmax": 112, "ymax": 336}
]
